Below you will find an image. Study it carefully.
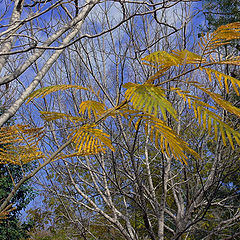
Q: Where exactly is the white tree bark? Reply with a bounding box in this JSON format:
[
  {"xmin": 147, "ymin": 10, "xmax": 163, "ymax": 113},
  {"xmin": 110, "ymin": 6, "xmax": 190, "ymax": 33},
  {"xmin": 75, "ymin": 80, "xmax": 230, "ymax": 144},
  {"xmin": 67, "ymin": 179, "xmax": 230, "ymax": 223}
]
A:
[
  {"xmin": 0, "ymin": 0, "xmax": 24, "ymax": 73},
  {"xmin": 0, "ymin": 0, "xmax": 99, "ymax": 127}
]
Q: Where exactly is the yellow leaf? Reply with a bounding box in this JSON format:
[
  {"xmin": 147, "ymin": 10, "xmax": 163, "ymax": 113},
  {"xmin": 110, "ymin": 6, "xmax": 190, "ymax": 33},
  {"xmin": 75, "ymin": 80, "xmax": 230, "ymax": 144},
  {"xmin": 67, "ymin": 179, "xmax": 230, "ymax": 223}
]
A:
[
  {"xmin": 70, "ymin": 124, "xmax": 114, "ymax": 155},
  {"xmin": 79, "ymin": 100, "xmax": 106, "ymax": 119},
  {"xmin": 123, "ymin": 82, "xmax": 178, "ymax": 120},
  {"xmin": 26, "ymin": 85, "xmax": 89, "ymax": 104}
]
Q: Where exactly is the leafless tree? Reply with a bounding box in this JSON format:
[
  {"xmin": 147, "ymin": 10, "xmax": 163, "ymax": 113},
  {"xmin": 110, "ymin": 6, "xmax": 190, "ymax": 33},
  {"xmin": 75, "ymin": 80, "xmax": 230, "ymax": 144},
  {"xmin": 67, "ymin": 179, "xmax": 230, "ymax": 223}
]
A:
[{"xmin": 0, "ymin": 0, "xmax": 188, "ymax": 126}]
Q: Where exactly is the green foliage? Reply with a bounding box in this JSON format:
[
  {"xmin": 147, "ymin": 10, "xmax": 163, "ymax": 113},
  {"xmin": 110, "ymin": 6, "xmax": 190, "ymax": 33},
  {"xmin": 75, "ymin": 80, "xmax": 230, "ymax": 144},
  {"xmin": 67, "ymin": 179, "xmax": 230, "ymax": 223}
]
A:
[
  {"xmin": 204, "ymin": 0, "xmax": 240, "ymax": 30},
  {"xmin": 0, "ymin": 164, "xmax": 35, "ymax": 239}
]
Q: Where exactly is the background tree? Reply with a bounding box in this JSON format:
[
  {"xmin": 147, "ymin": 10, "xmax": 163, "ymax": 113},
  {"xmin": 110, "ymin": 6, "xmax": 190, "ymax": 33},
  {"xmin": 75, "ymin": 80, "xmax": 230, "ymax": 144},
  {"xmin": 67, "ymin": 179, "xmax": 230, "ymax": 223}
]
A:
[
  {"xmin": 203, "ymin": 0, "xmax": 240, "ymax": 30},
  {"xmin": 191, "ymin": 2, "xmax": 240, "ymax": 238},
  {"xmin": 0, "ymin": 164, "xmax": 35, "ymax": 240}
]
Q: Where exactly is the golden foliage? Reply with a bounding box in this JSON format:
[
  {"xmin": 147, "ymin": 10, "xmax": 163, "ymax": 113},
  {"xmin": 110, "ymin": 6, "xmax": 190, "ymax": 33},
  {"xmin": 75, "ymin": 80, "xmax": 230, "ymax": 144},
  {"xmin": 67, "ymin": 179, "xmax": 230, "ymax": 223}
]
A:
[
  {"xmin": 26, "ymin": 84, "xmax": 89, "ymax": 103},
  {"xmin": 123, "ymin": 82, "xmax": 177, "ymax": 120},
  {"xmin": 79, "ymin": 100, "xmax": 106, "ymax": 119},
  {"xmin": 142, "ymin": 49, "xmax": 204, "ymax": 69},
  {"xmin": 126, "ymin": 112, "xmax": 199, "ymax": 164},
  {"xmin": 194, "ymin": 84, "xmax": 240, "ymax": 117},
  {"xmin": 136, "ymin": 22, "xmax": 240, "ymax": 156},
  {"xmin": 3, "ymin": 22, "xmax": 240, "ymax": 165},
  {"xmin": 40, "ymin": 111, "xmax": 86, "ymax": 122},
  {"xmin": 199, "ymin": 22, "xmax": 240, "ymax": 55},
  {"xmin": 0, "ymin": 125, "xmax": 45, "ymax": 165},
  {"xmin": 202, "ymin": 68, "xmax": 240, "ymax": 95},
  {"xmin": 69, "ymin": 124, "xmax": 115, "ymax": 155},
  {"xmin": 170, "ymin": 86, "xmax": 240, "ymax": 150}
]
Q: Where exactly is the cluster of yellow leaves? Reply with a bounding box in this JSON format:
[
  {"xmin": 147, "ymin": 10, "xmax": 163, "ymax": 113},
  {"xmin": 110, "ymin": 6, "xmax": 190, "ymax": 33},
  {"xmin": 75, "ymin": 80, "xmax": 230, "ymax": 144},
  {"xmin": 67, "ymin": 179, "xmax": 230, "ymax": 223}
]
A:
[
  {"xmin": 142, "ymin": 49, "xmax": 204, "ymax": 68},
  {"xmin": 123, "ymin": 82, "xmax": 177, "ymax": 120},
  {"xmin": 1, "ymin": 22, "xmax": 239, "ymax": 165},
  {"xmin": 127, "ymin": 113, "xmax": 199, "ymax": 164},
  {"xmin": 40, "ymin": 111, "xmax": 86, "ymax": 122},
  {"xmin": 0, "ymin": 125, "xmax": 45, "ymax": 165},
  {"xmin": 199, "ymin": 22, "xmax": 240, "ymax": 55},
  {"xmin": 136, "ymin": 22, "xmax": 240, "ymax": 155},
  {"xmin": 141, "ymin": 49, "xmax": 205, "ymax": 83},
  {"xmin": 79, "ymin": 100, "xmax": 106, "ymax": 119},
  {"xmin": 69, "ymin": 124, "xmax": 115, "ymax": 155},
  {"xmin": 202, "ymin": 68, "xmax": 240, "ymax": 95}
]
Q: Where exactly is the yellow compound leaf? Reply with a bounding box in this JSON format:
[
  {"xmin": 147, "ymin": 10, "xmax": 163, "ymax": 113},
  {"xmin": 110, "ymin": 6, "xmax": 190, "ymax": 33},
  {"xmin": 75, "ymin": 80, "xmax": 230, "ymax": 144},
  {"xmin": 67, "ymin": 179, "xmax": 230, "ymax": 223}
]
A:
[
  {"xmin": 203, "ymin": 68, "xmax": 240, "ymax": 96},
  {"xmin": 40, "ymin": 111, "xmax": 86, "ymax": 122},
  {"xmin": 199, "ymin": 22, "xmax": 240, "ymax": 55},
  {"xmin": 79, "ymin": 100, "xmax": 106, "ymax": 119},
  {"xmin": 69, "ymin": 124, "xmax": 114, "ymax": 155},
  {"xmin": 0, "ymin": 125, "xmax": 45, "ymax": 165},
  {"xmin": 26, "ymin": 85, "xmax": 89, "ymax": 103},
  {"xmin": 123, "ymin": 82, "xmax": 178, "ymax": 121}
]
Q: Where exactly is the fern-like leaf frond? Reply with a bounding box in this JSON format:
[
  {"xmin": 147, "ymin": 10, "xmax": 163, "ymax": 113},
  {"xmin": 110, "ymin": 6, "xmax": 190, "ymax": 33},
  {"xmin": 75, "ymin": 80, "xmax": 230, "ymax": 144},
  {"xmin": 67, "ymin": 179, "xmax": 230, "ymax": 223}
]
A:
[
  {"xmin": 127, "ymin": 113, "xmax": 199, "ymax": 164},
  {"xmin": 173, "ymin": 49, "xmax": 205, "ymax": 64},
  {"xmin": 202, "ymin": 68, "xmax": 240, "ymax": 95},
  {"xmin": 69, "ymin": 124, "xmax": 115, "ymax": 155},
  {"xmin": 79, "ymin": 100, "xmax": 106, "ymax": 119},
  {"xmin": 216, "ymin": 56, "xmax": 240, "ymax": 66},
  {"xmin": 142, "ymin": 49, "xmax": 204, "ymax": 68},
  {"xmin": 199, "ymin": 22, "xmax": 240, "ymax": 55},
  {"xmin": 26, "ymin": 85, "xmax": 89, "ymax": 103},
  {"xmin": 142, "ymin": 51, "xmax": 181, "ymax": 68},
  {"xmin": 194, "ymin": 84, "xmax": 240, "ymax": 117},
  {"xmin": 192, "ymin": 107, "xmax": 240, "ymax": 149},
  {"xmin": 40, "ymin": 111, "xmax": 86, "ymax": 122},
  {"xmin": 169, "ymin": 87, "xmax": 239, "ymax": 149},
  {"xmin": 170, "ymin": 87, "xmax": 216, "ymax": 110},
  {"xmin": 123, "ymin": 82, "xmax": 177, "ymax": 121},
  {"xmin": 0, "ymin": 125, "xmax": 45, "ymax": 165}
]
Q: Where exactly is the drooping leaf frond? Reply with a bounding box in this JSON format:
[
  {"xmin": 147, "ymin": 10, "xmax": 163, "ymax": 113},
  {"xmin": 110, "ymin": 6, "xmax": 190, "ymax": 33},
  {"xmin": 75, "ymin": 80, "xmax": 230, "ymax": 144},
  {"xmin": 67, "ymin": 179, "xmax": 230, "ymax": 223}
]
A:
[
  {"xmin": 40, "ymin": 111, "xmax": 87, "ymax": 122},
  {"xmin": 26, "ymin": 85, "xmax": 89, "ymax": 103},
  {"xmin": 170, "ymin": 87, "xmax": 216, "ymax": 110},
  {"xmin": 69, "ymin": 124, "xmax": 115, "ymax": 155},
  {"xmin": 169, "ymin": 87, "xmax": 240, "ymax": 149},
  {"xmin": 142, "ymin": 51, "xmax": 181, "ymax": 68},
  {"xmin": 126, "ymin": 112, "xmax": 199, "ymax": 164},
  {"xmin": 194, "ymin": 84, "xmax": 240, "ymax": 117},
  {"xmin": 172, "ymin": 49, "xmax": 206, "ymax": 64},
  {"xmin": 199, "ymin": 22, "xmax": 240, "ymax": 55},
  {"xmin": 0, "ymin": 125, "xmax": 45, "ymax": 165},
  {"xmin": 202, "ymin": 68, "xmax": 240, "ymax": 95},
  {"xmin": 79, "ymin": 100, "xmax": 106, "ymax": 119},
  {"xmin": 141, "ymin": 50, "xmax": 205, "ymax": 83},
  {"xmin": 192, "ymin": 107, "xmax": 240, "ymax": 149},
  {"xmin": 123, "ymin": 82, "xmax": 177, "ymax": 121}
]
